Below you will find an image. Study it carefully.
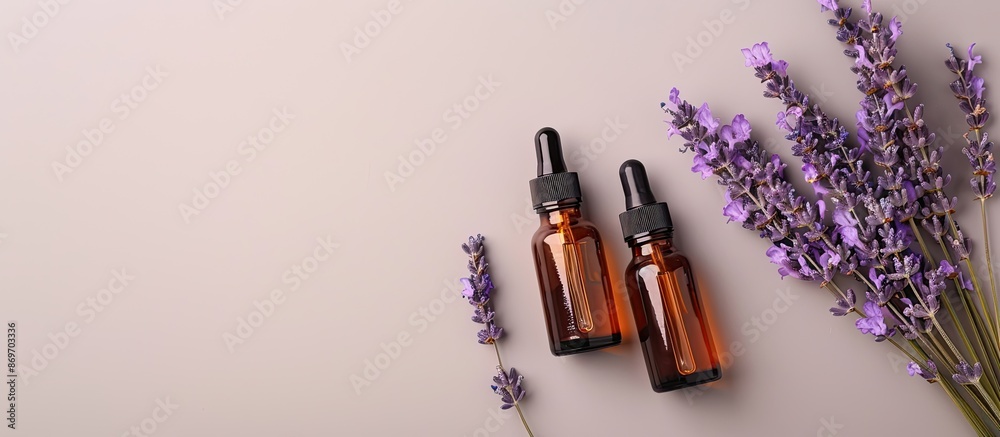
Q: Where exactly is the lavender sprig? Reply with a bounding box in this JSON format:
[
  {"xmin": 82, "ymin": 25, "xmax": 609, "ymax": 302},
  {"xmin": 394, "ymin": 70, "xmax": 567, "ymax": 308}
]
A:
[
  {"xmin": 491, "ymin": 367, "xmax": 526, "ymax": 411},
  {"xmin": 744, "ymin": 42, "xmax": 870, "ymax": 278},
  {"xmin": 461, "ymin": 235, "xmax": 534, "ymax": 437},
  {"xmin": 946, "ymin": 43, "xmax": 1000, "ymax": 350},
  {"xmin": 663, "ymin": 88, "xmax": 854, "ymax": 304},
  {"xmin": 660, "ymin": 0, "xmax": 1000, "ymax": 430}
]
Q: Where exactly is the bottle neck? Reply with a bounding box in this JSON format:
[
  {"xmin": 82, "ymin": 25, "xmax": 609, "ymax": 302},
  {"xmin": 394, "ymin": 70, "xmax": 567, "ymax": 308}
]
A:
[
  {"xmin": 539, "ymin": 206, "xmax": 582, "ymax": 225},
  {"xmin": 630, "ymin": 232, "xmax": 675, "ymax": 257}
]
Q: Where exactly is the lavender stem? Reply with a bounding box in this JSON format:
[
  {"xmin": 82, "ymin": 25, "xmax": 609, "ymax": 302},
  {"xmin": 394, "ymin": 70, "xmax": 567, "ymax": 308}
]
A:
[{"xmin": 982, "ymin": 201, "xmax": 1000, "ymax": 341}]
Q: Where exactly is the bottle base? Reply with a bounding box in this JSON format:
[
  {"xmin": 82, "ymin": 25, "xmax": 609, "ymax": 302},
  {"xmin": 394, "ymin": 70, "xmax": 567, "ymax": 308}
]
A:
[
  {"xmin": 550, "ymin": 333, "xmax": 622, "ymax": 356},
  {"xmin": 651, "ymin": 368, "xmax": 721, "ymax": 393}
]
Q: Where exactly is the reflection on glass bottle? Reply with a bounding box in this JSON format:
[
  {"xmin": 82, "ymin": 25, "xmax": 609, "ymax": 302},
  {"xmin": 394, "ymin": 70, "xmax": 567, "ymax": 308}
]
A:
[
  {"xmin": 529, "ymin": 127, "xmax": 621, "ymax": 356},
  {"xmin": 618, "ymin": 159, "xmax": 721, "ymax": 392},
  {"xmin": 557, "ymin": 215, "xmax": 594, "ymax": 333}
]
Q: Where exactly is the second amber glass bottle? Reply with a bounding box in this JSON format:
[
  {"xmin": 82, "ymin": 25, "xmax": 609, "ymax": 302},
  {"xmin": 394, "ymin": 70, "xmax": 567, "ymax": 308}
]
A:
[
  {"xmin": 529, "ymin": 127, "xmax": 621, "ymax": 356},
  {"xmin": 618, "ymin": 159, "xmax": 720, "ymax": 392}
]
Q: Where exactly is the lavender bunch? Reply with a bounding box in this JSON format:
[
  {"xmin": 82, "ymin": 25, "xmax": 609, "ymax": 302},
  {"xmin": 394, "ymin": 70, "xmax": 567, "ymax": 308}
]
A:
[
  {"xmin": 816, "ymin": 0, "xmax": 1000, "ymax": 431},
  {"xmin": 743, "ymin": 36, "xmax": 1000, "ymax": 433},
  {"xmin": 747, "ymin": 41, "xmax": 957, "ymax": 338},
  {"xmin": 460, "ymin": 235, "xmax": 533, "ymax": 437},
  {"xmin": 661, "ymin": 0, "xmax": 1000, "ymax": 431},
  {"xmin": 663, "ymin": 89, "xmax": 856, "ymax": 304}
]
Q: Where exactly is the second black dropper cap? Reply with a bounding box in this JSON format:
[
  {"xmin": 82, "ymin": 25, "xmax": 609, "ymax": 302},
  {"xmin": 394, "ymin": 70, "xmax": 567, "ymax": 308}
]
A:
[
  {"xmin": 618, "ymin": 159, "xmax": 673, "ymax": 243},
  {"xmin": 529, "ymin": 127, "xmax": 582, "ymax": 212}
]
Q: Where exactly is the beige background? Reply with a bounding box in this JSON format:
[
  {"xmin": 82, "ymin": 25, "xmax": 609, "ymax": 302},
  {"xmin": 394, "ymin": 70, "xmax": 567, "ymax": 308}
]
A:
[{"xmin": 2, "ymin": 0, "xmax": 998, "ymax": 435}]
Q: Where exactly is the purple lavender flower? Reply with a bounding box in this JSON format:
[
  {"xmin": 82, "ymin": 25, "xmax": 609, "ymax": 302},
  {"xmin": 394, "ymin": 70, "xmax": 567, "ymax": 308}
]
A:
[
  {"xmin": 907, "ymin": 360, "xmax": 939, "ymax": 382},
  {"xmin": 477, "ymin": 324, "xmax": 504, "ymax": 345},
  {"xmin": 953, "ymin": 361, "xmax": 984, "ymax": 385},
  {"xmin": 968, "ymin": 43, "xmax": 983, "ymax": 71},
  {"xmin": 856, "ymin": 300, "xmax": 888, "ymax": 337},
  {"xmin": 830, "ymin": 288, "xmax": 856, "ymax": 316},
  {"xmin": 767, "ymin": 245, "xmax": 811, "ymax": 280},
  {"xmin": 723, "ymin": 191, "xmax": 751, "ymax": 223},
  {"xmin": 491, "ymin": 367, "xmax": 526, "ymax": 410},
  {"xmin": 741, "ymin": 42, "xmax": 773, "ymax": 67},
  {"xmin": 461, "ymin": 274, "xmax": 494, "ymax": 305},
  {"xmin": 939, "ymin": 260, "xmax": 974, "ymax": 291},
  {"xmin": 462, "ymin": 235, "xmax": 503, "ymax": 344}
]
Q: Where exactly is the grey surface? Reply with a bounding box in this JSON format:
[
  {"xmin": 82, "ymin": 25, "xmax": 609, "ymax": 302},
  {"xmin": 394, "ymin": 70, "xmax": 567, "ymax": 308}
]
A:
[{"xmin": 2, "ymin": 0, "xmax": 997, "ymax": 435}]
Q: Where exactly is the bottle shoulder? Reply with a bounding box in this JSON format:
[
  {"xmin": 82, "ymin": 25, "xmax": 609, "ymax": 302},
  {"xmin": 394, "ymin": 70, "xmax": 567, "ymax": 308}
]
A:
[
  {"xmin": 630, "ymin": 246, "xmax": 691, "ymax": 274},
  {"xmin": 531, "ymin": 215, "xmax": 604, "ymax": 239},
  {"xmin": 624, "ymin": 257, "xmax": 643, "ymax": 278}
]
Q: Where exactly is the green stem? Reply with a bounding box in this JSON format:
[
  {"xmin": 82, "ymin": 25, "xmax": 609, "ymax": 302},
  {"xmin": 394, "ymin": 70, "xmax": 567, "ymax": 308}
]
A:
[
  {"xmin": 905, "ymin": 219, "xmax": 1000, "ymax": 398},
  {"xmin": 939, "ymin": 238, "xmax": 998, "ymax": 354},
  {"xmin": 830, "ymin": 263, "xmax": 1000, "ymax": 429},
  {"xmin": 913, "ymin": 331, "xmax": 1000, "ymax": 429},
  {"xmin": 974, "ymin": 381, "xmax": 1000, "ymax": 426},
  {"xmin": 905, "ymin": 220, "xmax": 982, "ymax": 376},
  {"xmin": 912, "ymin": 343, "xmax": 992, "ymax": 435},
  {"xmin": 981, "ymin": 200, "xmax": 999, "ymax": 344},
  {"xmin": 512, "ymin": 403, "xmax": 534, "ymax": 437},
  {"xmin": 903, "ymin": 277, "xmax": 963, "ymax": 364},
  {"xmin": 901, "ymin": 277, "xmax": 1000, "ymax": 403},
  {"xmin": 886, "ymin": 303, "xmax": 951, "ymax": 368},
  {"xmin": 909, "ymin": 219, "xmax": 934, "ymax": 264},
  {"xmin": 493, "ymin": 342, "xmax": 504, "ymax": 369},
  {"xmin": 944, "ymin": 235, "xmax": 1000, "ymax": 399},
  {"xmin": 948, "ymin": 213, "xmax": 999, "ymax": 343}
]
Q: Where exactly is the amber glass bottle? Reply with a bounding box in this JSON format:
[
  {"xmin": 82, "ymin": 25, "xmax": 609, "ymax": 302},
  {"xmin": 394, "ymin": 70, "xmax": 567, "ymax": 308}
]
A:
[
  {"xmin": 529, "ymin": 127, "xmax": 621, "ymax": 356},
  {"xmin": 618, "ymin": 159, "xmax": 720, "ymax": 392}
]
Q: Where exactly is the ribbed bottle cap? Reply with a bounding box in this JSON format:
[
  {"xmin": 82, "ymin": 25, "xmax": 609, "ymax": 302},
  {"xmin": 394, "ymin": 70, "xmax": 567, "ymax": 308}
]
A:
[
  {"xmin": 529, "ymin": 127, "xmax": 582, "ymax": 211},
  {"xmin": 618, "ymin": 159, "xmax": 673, "ymax": 242}
]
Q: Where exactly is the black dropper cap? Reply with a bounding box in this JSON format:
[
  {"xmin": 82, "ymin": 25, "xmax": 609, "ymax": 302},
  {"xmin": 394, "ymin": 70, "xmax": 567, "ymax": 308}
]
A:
[
  {"xmin": 529, "ymin": 127, "xmax": 582, "ymax": 212},
  {"xmin": 618, "ymin": 159, "xmax": 673, "ymax": 243}
]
